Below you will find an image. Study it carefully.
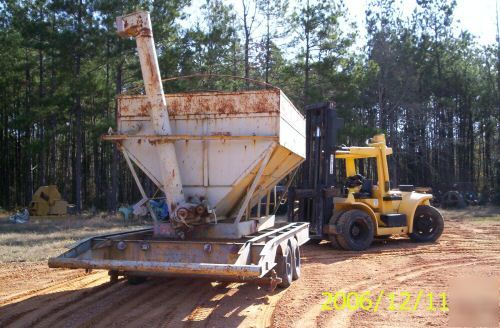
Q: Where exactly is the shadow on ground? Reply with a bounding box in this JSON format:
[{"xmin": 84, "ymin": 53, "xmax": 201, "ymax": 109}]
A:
[{"xmin": 0, "ymin": 276, "xmax": 279, "ymax": 328}]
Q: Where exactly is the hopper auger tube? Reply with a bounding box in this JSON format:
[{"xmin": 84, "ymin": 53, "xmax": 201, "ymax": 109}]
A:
[
  {"xmin": 116, "ymin": 11, "xmax": 190, "ymax": 228},
  {"xmin": 49, "ymin": 11, "xmax": 309, "ymax": 289}
]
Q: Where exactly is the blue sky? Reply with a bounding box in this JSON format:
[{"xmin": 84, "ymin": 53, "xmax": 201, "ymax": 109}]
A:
[
  {"xmin": 184, "ymin": 0, "xmax": 499, "ymax": 47},
  {"xmin": 346, "ymin": 0, "xmax": 499, "ymax": 46}
]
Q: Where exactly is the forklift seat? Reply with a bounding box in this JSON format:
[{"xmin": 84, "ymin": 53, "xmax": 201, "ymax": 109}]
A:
[{"xmin": 353, "ymin": 179, "xmax": 373, "ymax": 199}]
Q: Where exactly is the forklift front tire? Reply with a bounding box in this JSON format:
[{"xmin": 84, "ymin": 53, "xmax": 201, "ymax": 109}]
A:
[
  {"xmin": 328, "ymin": 210, "xmax": 347, "ymax": 249},
  {"xmin": 336, "ymin": 209, "xmax": 374, "ymax": 251},
  {"xmin": 409, "ymin": 205, "xmax": 444, "ymax": 242}
]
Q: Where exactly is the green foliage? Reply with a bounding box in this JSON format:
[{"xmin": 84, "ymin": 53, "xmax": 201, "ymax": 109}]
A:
[{"xmin": 0, "ymin": 0, "xmax": 498, "ymax": 209}]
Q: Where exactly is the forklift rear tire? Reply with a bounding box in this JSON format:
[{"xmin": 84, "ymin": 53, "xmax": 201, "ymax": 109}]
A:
[
  {"xmin": 276, "ymin": 245, "xmax": 293, "ymax": 288},
  {"xmin": 290, "ymin": 239, "xmax": 301, "ymax": 280},
  {"xmin": 409, "ymin": 205, "xmax": 444, "ymax": 242},
  {"xmin": 336, "ymin": 209, "xmax": 374, "ymax": 251},
  {"xmin": 328, "ymin": 210, "xmax": 346, "ymax": 249}
]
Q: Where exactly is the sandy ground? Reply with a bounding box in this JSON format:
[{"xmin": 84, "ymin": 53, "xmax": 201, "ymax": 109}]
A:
[{"xmin": 0, "ymin": 208, "xmax": 498, "ymax": 327}]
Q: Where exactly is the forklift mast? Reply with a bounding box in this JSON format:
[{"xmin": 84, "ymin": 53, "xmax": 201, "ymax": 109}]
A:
[{"xmin": 288, "ymin": 102, "xmax": 343, "ymax": 238}]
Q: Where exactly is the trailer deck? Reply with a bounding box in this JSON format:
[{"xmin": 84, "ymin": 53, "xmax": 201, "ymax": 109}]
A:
[{"xmin": 49, "ymin": 220, "xmax": 309, "ymax": 285}]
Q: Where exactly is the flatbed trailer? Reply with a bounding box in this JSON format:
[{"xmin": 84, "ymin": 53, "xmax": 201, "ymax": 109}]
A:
[{"xmin": 49, "ymin": 221, "xmax": 308, "ymax": 287}]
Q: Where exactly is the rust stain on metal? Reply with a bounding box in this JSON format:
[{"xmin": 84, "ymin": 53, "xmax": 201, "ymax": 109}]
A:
[
  {"xmin": 144, "ymin": 54, "xmax": 157, "ymax": 85},
  {"xmin": 139, "ymin": 27, "xmax": 152, "ymax": 37},
  {"xmin": 216, "ymin": 98, "xmax": 236, "ymax": 114},
  {"xmin": 211, "ymin": 132, "xmax": 231, "ymax": 136},
  {"xmin": 117, "ymin": 90, "xmax": 282, "ymax": 118},
  {"xmin": 118, "ymin": 102, "xmax": 129, "ymax": 118},
  {"xmin": 255, "ymin": 96, "xmax": 271, "ymax": 113},
  {"xmin": 139, "ymin": 101, "xmax": 152, "ymax": 115},
  {"xmin": 200, "ymin": 98, "xmax": 211, "ymax": 113}
]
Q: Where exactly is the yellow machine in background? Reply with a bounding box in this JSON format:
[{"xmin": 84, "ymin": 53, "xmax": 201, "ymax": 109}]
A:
[
  {"xmin": 288, "ymin": 103, "xmax": 445, "ymax": 251},
  {"xmin": 327, "ymin": 134, "xmax": 444, "ymax": 250},
  {"xmin": 29, "ymin": 185, "xmax": 68, "ymax": 216}
]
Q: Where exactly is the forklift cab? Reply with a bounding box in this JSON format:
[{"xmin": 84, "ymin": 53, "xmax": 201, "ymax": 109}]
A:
[{"xmin": 335, "ymin": 134, "xmax": 400, "ymax": 213}]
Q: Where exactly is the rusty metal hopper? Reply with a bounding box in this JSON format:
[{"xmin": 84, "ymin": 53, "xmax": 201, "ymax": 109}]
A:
[
  {"xmin": 49, "ymin": 12, "xmax": 310, "ymax": 285},
  {"xmin": 106, "ymin": 88, "xmax": 305, "ymax": 221}
]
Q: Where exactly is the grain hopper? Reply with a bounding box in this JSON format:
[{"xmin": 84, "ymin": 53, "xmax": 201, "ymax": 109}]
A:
[{"xmin": 49, "ymin": 11, "xmax": 308, "ymax": 288}]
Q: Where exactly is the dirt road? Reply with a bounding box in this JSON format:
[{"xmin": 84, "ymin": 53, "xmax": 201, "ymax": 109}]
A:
[{"xmin": 0, "ymin": 210, "xmax": 498, "ymax": 327}]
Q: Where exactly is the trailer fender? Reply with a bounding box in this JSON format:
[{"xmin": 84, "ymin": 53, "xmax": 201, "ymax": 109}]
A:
[{"xmin": 277, "ymin": 241, "xmax": 290, "ymax": 257}]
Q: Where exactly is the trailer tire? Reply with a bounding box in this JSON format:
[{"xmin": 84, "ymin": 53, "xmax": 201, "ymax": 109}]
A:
[
  {"xmin": 290, "ymin": 239, "xmax": 301, "ymax": 280},
  {"xmin": 409, "ymin": 205, "xmax": 444, "ymax": 242},
  {"xmin": 336, "ymin": 209, "xmax": 374, "ymax": 251},
  {"xmin": 276, "ymin": 245, "xmax": 293, "ymax": 288},
  {"xmin": 328, "ymin": 210, "xmax": 346, "ymax": 249}
]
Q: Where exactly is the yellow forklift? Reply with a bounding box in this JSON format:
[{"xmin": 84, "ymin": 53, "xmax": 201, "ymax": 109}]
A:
[{"xmin": 288, "ymin": 102, "xmax": 444, "ymax": 250}]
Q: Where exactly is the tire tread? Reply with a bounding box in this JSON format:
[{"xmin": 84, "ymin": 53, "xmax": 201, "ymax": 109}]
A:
[
  {"xmin": 409, "ymin": 205, "xmax": 444, "ymax": 242},
  {"xmin": 335, "ymin": 209, "xmax": 374, "ymax": 251}
]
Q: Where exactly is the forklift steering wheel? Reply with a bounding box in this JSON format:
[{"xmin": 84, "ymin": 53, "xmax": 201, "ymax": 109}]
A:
[{"xmin": 345, "ymin": 174, "xmax": 365, "ymax": 188}]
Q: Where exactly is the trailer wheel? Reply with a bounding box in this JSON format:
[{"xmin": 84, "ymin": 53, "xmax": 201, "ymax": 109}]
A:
[
  {"xmin": 290, "ymin": 239, "xmax": 301, "ymax": 280},
  {"xmin": 409, "ymin": 205, "xmax": 444, "ymax": 242},
  {"xmin": 328, "ymin": 210, "xmax": 346, "ymax": 249},
  {"xmin": 276, "ymin": 245, "xmax": 293, "ymax": 288},
  {"xmin": 336, "ymin": 209, "xmax": 374, "ymax": 251}
]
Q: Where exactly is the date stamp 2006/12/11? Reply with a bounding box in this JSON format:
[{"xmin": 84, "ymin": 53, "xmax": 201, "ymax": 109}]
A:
[{"xmin": 321, "ymin": 290, "xmax": 448, "ymax": 313}]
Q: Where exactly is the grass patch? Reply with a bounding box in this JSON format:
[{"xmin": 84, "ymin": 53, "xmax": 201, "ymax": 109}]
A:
[
  {"xmin": 0, "ymin": 213, "xmax": 147, "ymax": 263},
  {"xmin": 441, "ymin": 206, "xmax": 500, "ymax": 223},
  {"xmin": 1, "ymin": 206, "xmax": 498, "ymax": 263}
]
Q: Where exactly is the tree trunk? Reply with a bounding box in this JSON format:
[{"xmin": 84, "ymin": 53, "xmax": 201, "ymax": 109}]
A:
[
  {"xmin": 109, "ymin": 61, "xmax": 122, "ymax": 212},
  {"xmin": 74, "ymin": 0, "xmax": 83, "ymax": 212},
  {"xmin": 38, "ymin": 33, "xmax": 46, "ymax": 186},
  {"xmin": 264, "ymin": 0, "xmax": 271, "ymax": 84}
]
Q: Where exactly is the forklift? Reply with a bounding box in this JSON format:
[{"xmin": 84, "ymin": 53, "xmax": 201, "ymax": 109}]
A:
[{"xmin": 288, "ymin": 102, "xmax": 444, "ymax": 251}]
